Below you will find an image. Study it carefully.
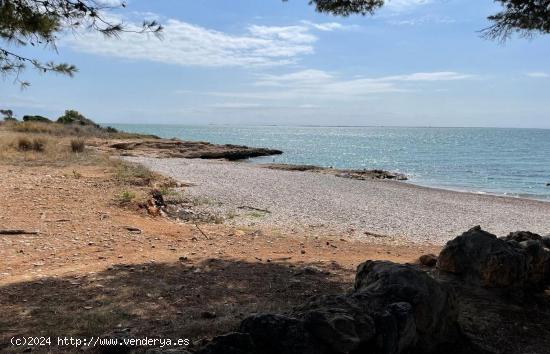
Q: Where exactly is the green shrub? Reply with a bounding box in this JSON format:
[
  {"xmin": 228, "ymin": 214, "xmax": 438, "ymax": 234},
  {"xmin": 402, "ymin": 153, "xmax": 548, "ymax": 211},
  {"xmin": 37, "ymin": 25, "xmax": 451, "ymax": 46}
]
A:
[
  {"xmin": 116, "ymin": 190, "xmax": 136, "ymax": 205},
  {"xmin": 1, "ymin": 109, "xmax": 16, "ymax": 121},
  {"xmin": 114, "ymin": 162, "xmax": 153, "ymax": 186},
  {"xmin": 23, "ymin": 115, "xmax": 52, "ymax": 123},
  {"xmin": 57, "ymin": 110, "xmax": 99, "ymax": 127}
]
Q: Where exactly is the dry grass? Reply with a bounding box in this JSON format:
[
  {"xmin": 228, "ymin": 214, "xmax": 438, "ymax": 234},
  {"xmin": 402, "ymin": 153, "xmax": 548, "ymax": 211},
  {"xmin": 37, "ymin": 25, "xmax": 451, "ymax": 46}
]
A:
[
  {"xmin": 0, "ymin": 131, "xmax": 175, "ymax": 218},
  {"xmin": 16, "ymin": 136, "xmax": 48, "ymax": 152},
  {"xmin": 70, "ymin": 138, "xmax": 86, "ymax": 153},
  {"xmin": 4, "ymin": 120, "xmax": 157, "ymax": 139},
  {"xmin": 111, "ymin": 159, "xmax": 178, "ymax": 189},
  {"xmin": 0, "ymin": 132, "xmax": 100, "ymax": 167},
  {"xmin": 112, "ymin": 160, "xmax": 155, "ymax": 186}
]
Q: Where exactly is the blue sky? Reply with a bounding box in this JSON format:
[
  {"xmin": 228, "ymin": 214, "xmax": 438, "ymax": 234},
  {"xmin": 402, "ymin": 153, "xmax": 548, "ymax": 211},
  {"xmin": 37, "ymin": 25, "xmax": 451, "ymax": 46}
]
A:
[{"xmin": 1, "ymin": 0, "xmax": 549, "ymax": 127}]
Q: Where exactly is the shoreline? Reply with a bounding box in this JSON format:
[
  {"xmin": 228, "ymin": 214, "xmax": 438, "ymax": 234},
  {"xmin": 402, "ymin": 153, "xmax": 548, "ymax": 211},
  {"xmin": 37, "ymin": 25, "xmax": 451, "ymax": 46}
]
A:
[
  {"xmin": 401, "ymin": 179, "xmax": 550, "ymax": 204},
  {"xmin": 251, "ymin": 160, "xmax": 550, "ymax": 204},
  {"xmin": 399, "ymin": 179, "xmax": 550, "ymax": 205},
  {"xmin": 105, "ymin": 124, "xmax": 550, "ymax": 202},
  {"xmin": 127, "ymin": 156, "xmax": 550, "ymax": 245},
  {"xmin": 256, "ymin": 160, "xmax": 550, "ymax": 207}
]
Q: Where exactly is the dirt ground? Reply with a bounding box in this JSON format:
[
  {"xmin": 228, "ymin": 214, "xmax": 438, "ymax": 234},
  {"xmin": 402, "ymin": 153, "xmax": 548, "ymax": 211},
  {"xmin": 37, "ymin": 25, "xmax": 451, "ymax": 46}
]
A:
[{"xmin": 0, "ymin": 162, "xmax": 439, "ymax": 353}]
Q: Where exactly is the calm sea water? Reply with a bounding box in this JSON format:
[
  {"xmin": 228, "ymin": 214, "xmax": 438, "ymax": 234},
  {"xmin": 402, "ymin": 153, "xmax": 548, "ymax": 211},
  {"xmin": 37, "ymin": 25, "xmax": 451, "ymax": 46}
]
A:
[{"xmin": 108, "ymin": 124, "xmax": 550, "ymax": 201}]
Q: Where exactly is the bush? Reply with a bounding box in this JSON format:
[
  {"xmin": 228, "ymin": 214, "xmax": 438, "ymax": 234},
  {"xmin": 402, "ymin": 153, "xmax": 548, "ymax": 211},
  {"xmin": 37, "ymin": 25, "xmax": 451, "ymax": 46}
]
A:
[
  {"xmin": 23, "ymin": 115, "xmax": 52, "ymax": 123},
  {"xmin": 70, "ymin": 139, "xmax": 85, "ymax": 153},
  {"xmin": 17, "ymin": 137, "xmax": 46, "ymax": 152},
  {"xmin": 116, "ymin": 190, "xmax": 136, "ymax": 205},
  {"xmin": 32, "ymin": 138, "xmax": 46, "ymax": 152},
  {"xmin": 1, "ymin": 109, "xmax": 16, "ymax": 121},
  {"xmin": 17, "ymin": 137, "xmax": 32, "ymax": 151},
  {"xmin": 57, "ymin": 110, "xmax": 99, "ymax": 127},
  {"xmin": 114, "ymin": 162, "xmax": 153, "ymax": 186}
]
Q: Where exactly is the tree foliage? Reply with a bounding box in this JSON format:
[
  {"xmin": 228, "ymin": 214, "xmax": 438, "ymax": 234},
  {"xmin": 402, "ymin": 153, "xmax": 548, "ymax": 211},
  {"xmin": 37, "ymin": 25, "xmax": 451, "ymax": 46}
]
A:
[
  {"xmin": 1, "ymin": 108, "xmax": 16, "ymax": 120},
  {"xmin": 303, "ymin": 0, "xmax": 384, "ymax": 16},
  {"xmin": 0, "ymin": 0, "xmax": 162, "ymax": 86},
  {"xmin": 57, "ymin": 109, "xmax": 97, "ymax": 126},
  {"xmin": 303, "ymin": 0, "xmax": 549, "ymax": 39},
  {"xmin": 482, "ymin": 0, "xmax": 550, "ymax": 40},
  {"xmin": 23, "ymin": 114, "xmax": 51, "ymax": 122}
]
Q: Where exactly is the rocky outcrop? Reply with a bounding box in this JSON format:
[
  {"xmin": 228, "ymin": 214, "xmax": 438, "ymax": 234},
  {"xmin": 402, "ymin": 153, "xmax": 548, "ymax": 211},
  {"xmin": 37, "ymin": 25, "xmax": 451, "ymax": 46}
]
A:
[
  {"xmin": 100, "ymin": 140, "xmax": 283, "ymax": 160},
  {"xmin": 437, "ymin": 226, "xmax": 550, "ymax": 290},
  {"xmin": 197, "ymin": 261, "xmax": 460, "ymax": 354},
  {"xmin": 418, "ymin": 253, "xmax": 438, "ymax": 267},
  {"xmin": 262, "ymin": 163, "xmax": 408, "ymax": 181},
  {"xmin": 187, "ymin": 227, "xmax": 550, "ymax": 354}
]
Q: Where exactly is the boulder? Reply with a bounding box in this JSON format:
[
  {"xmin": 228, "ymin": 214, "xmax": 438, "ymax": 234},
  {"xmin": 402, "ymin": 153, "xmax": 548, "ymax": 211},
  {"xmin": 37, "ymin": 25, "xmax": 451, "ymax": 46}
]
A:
[
  {"xmin": 503, "ymin": 231, "xmax": 542, "ymax": 243},
  {"xmin": 239, "ymin": 314, "xmax": 321, "ymax": 354},
  {"xmin": 198, "ymin": 333, "xmax": 255, "ymax": 354},
  {"xmin": 371, "ymin": 302, "xmax": 417, "ymax": 354},
  {"xmin": 419, "ymin": 254, "xmax": 438, "ymax": 267},
  {"xmin": 518, "ymin": 240, "xmax": 550, "ymax": 290},
  {"xmin": 437, "ymin": 226, "xmax": 549, "ymax": 290},
  {"xmin": 187, "ymin": 228, "xmax": 550, "ymax": 354},
  {"xmin": 354, "ymin": 260, "xmax": 459, "ymax": 352},
  {"xmin": 197, "ymin": 261, "xmax": 460, "ymax": 354},
  {"xmin": 296, "ymin": 295, "xmax": 376, "ymax": 353}
]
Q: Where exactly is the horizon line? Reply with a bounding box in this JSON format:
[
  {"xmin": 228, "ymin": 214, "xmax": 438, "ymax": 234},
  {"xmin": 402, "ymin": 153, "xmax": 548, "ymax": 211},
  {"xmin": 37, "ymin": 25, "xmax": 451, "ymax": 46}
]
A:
[{"xmin": 101, "ymin": 123, "xmax": 550, "ymax": 130}]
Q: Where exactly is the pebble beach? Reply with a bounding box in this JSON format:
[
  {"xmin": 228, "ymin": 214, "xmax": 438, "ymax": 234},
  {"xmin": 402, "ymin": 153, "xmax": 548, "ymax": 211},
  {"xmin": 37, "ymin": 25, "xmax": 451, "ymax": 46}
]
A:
[{"xmin": 128, "ymin": 157, "xmax": 550, "ymax": 245}]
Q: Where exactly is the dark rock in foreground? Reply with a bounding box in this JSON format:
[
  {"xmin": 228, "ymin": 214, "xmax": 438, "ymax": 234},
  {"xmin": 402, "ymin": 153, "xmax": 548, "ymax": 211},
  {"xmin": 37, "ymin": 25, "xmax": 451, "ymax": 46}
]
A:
[
  {"xmin": 437, "ymin": 226, "xmax": 550, "ymax": 290},
  {"xmin": 198, "ymin": 261, "xmax": 460, "ymax": 354},
  {"xmin": 193, "ymin": 226, "xmax": 550, "ymax": 354},
  {"xmin": 418, "ymin": 253, "xmax": 438, "ymax": 267},
  {"xmin": 101, "ymin": 140, "xmax": 282, "ymax": 160}
]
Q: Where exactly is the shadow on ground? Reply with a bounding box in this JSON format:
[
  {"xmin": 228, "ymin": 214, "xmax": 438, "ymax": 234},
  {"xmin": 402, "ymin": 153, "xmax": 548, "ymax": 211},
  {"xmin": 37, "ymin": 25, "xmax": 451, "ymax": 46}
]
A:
[{"xmin": 0, "ymin": 258, "xmax": 353, "ymax": 353}]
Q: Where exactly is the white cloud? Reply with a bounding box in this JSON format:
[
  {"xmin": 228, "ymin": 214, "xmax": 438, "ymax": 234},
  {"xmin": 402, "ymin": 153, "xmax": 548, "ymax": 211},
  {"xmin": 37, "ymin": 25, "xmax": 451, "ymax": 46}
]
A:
[
  {"xmin": 198, "ymin": 69, "xmax": 475, "ymax": 102},
  {"xmin": 63, "ymin": 17, "xmax": 320, "ymax": 67},
  {"xmin": 526, "ymin": 72, "xmax": 549, "ymax": 78},
  {"xmin": 303, "ymin": 21, "xmax": 343, "ymax": 31},
  {"xmin": 386, "ymin": 0, "xmax": 433, "ymax": 11},
  {"xmin": 255, "ymin": 69, "xmax": 335, "ymax": 86},
  {"xmin": 96, "ymin": 0, "xmax": 125, "ymax": 7},
  {"xmin": 378, "ymin": 72, "xmax": 475, "ymax": 81},
  {"xmin": 248, "ymin": 25, "xmax": 317, "ymax": 44},
  {"xmin": 210, "ymin": 102, "xmax": 263, "ymax": 109},
  {"xmin": 389, "ymin": 15, "xmax": 456, "ymax": 26},
  {"xmin": 256, "ymin": 70, "xmax": 474, "ymax": 87},
  {"xmin": 300, "ymin": 20, "xmax": 358, "ymax": 32}
]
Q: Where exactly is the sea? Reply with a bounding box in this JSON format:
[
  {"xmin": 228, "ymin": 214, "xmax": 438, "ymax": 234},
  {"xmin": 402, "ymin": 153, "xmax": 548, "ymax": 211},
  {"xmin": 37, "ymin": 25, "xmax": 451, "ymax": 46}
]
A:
[{"xmin": 107, "ymin": 124, "xmax": 550, "ymax": 201}]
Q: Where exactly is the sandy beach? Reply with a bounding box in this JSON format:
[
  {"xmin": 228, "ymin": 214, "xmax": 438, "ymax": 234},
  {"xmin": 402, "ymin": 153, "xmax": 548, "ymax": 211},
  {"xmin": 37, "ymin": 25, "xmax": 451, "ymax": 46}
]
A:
[{"xmin": 128, "ymin": 156, "xmax": 550, "ymax": 245}]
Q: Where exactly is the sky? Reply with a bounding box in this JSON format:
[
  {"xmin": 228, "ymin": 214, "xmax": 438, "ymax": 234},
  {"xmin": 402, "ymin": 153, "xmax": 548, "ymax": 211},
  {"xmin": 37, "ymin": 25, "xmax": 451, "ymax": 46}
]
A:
[{"xmin": 1, "ymin": 0, "xmax": 550, "ymax": 128}]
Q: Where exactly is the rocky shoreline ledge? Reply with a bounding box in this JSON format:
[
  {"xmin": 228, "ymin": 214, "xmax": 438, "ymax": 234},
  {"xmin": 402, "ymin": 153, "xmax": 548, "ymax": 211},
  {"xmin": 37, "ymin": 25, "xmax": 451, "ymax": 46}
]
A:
[
  {"xmin": 261, "ymin": 163, "xmax": 408, "ymax": 181},
  {"xmin": 96, "ymin": 139, "xmax": 407, "ymax": 181},
  {"xmin": 94, "ymin": 139, "xmax": 283, "ymax": 160}
]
